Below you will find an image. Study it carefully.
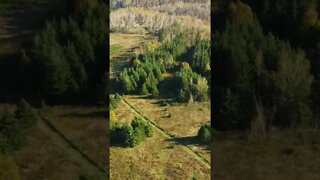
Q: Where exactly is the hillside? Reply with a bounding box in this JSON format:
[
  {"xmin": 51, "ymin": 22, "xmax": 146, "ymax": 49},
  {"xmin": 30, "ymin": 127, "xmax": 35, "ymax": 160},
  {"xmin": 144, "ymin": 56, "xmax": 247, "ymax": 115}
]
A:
[{"xmin": 109, "ymin": 0, "xmax": 211, "ymax": 178}]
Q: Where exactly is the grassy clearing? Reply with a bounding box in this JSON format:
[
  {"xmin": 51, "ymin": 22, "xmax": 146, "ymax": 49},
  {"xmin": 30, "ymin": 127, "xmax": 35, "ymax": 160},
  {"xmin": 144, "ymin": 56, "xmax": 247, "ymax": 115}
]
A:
[
  {"xmin": 110, "ymin": 33, "xmax": 154, "ymax": 52},
  {"xmin": 113, "ymin": 100, "xmax": 137, "ymax": 124},
  {"xmin": 110, "ymin": 44, "xmax": 122, "ymax": 58},
  {"xmin": 123, "ymin": 95, "xmax": 211, "ymax": 162},
  {"xmin": 123, "ymin": 95, "xmax": 210, "ymax": 137},
  {"xmin": 110, "ymin": 101, "xmax": 210, "ymax": 179},
  {"xmin": 0, "ymin": 104, "xmax": 101, "ymax": 179},
  {"xmin": 213, "ymin": 129, "xmax": 320, "ymax": 179},
  {"xmin": 39, "ymin": 106, "xmax": 107, "ymax": 170},
  {"xmin": 14, "ymin": 125, "xmax": 100, "ymax": 180},
  {"xmin": 109, "ymin": 33, "xmax": 156, "ymax": 79},
  {"xmin": 110, "ymin": 32, "xmax": 210, "ymax": 178}
]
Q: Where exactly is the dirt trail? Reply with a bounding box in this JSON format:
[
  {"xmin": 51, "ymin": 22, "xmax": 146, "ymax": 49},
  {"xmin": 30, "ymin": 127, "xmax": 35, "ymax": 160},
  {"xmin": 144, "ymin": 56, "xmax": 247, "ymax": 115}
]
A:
[
  {"xmin": 38, "ymin": 115, "xmax": 107, "ymax": 177},
  {"xmin": 121, "ymin": 97, "xmax": 211, "ymax": 169}
]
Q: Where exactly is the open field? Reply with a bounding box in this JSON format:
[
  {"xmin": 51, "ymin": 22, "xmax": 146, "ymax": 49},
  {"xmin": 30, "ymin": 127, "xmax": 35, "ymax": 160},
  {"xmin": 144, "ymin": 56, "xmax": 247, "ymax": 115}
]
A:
[
  {"xmin": 0, "ymin": 1, "xmax": 108, "ymax": 179},
  {"xmin": 39, "ymin": 105, "xmax": 107, "ymax": 170},
  {"xmin": 110, "ymin": 98, "xmax": 210, "ymax": 179},
  {"xmin": 123, "ymin": 95, "xmax": 210, "ymax": 161},
  {"xmin": 124, "ymin": 95, "xmax": 210, "ymax": 137},
  {"xmin": 213, "ymin": 129, "xmax": 320, "ymax": 180},
  {"xmin": 109, "ymin": 33, "xmax": 156, "ymax": 79},
  {"xmin": 0, "ymin": 104, "xmax": 105, "ymax": 179},
  {"xmin": 110, "ymin": 30, "xmax": 211, "ymax": 179}
]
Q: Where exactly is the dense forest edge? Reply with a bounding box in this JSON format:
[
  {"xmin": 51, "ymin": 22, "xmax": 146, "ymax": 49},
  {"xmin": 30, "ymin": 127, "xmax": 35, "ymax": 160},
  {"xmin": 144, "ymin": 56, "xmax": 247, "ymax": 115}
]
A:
[
  {"xmin": 0, "ymin": 0, "xmax": 108, "ymax": 179},
  {"xmin": 213, "ymin": 0, "xmax": 320, "ymax": 132},
  {"xmin": 212, "ymin": 0, "xmax": 320, "ymax": 179}
]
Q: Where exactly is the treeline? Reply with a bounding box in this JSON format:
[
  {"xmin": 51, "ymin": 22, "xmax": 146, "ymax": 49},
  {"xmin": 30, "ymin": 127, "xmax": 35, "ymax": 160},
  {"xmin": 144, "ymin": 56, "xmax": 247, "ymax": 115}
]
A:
[
  {"xmin": 18, "ymin": 0, "xmax": 108, "ymax": 105},
  {"xmin": 154, "ymin": 3, "xmax": 210, "ymax": 22},
  {"xmin": 213, "ymin": 1, "xmax": 318, "ymax": 131},
  {"xmin": 110, "ymin": 7, "xmax": 209, "ymax": 35},
  {"xmin": 109, "ymin": 0, "xmax": 209, "ymax": 9},
  {"xmin": 116, "ymin": 30, "xmax": 211, "ymax": 103}
]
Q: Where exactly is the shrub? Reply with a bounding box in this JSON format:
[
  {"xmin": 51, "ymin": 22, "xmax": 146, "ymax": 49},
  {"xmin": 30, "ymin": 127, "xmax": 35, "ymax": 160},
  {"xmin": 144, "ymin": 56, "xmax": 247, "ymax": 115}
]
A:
[
  {"xmin": 145, "ymin": 123, "xmax": 153, "ymax": 137},
  {"xmin": 176, "ymin": 68, "xmax": 209, "ymax": 102},
  {"xmin": 110, "ymin": 117, "xmax": 153, "ymax": 147},
  {"xmin": 110, "ymin": 93, "xmax": 121, "ymax": 110},
  {"xmin": 110, "ymin": 111, "xmax": 117, "ymax": 122},
  {"xmin": 197, "ymin": 123, "xmax": 211, "ymax": 144},
  {"xmin": 14, "ymin": 99, "xmax": 40, "ymax": 129}
]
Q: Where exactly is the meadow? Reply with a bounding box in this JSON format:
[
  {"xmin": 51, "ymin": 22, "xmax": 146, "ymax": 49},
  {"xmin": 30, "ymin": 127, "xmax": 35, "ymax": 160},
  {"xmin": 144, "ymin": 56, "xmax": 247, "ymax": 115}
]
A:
[{"xmin": 110, "ymin": 97, "xmax": 210, "ymax": 179}]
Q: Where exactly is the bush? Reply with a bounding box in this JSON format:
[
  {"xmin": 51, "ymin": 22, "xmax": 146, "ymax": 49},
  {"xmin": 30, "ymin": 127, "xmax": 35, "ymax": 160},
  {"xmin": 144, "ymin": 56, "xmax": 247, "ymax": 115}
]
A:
[
  {"xmin": 145, "ymin": 123, "xmax": 153, "ymax": 137},
  {"xmin": 14, "ymin": 99, "xmax": 40, "ymax": 129},
  {"xmin": 197, "ymin": 123, "xmax": 211, "ymax": 144},
  {"xmin": 110, "ymin": 93, "xmax": 121, "ymax": 110},
  {"xmin": 176, "ymin": 68, "xmax": 209, "ymax": 102},
  {"xmin": 110, "ymin": 117, "xmax": 153, "ymax": 147},
  {"xmin": 0, "ymin": 110, "xmax": 28, "ymax": 154}
]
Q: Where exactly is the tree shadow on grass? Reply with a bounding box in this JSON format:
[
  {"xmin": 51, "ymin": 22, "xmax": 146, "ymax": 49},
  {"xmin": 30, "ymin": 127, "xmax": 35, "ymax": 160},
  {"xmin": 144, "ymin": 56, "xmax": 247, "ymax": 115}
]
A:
[
  {"xmin": 130, "ymin": 95, "xmax": 154, "ymax": 100},
  {"xmin": 150, "ymin": 99, "xmax": 176, "ymax": 106},
  {"xmin": 110, "ymin": 142, "xmax": 127, "ymax": 148},
  {"xmin": 166, "ymin": 136, "xmax": 210, "ymax": 150}
]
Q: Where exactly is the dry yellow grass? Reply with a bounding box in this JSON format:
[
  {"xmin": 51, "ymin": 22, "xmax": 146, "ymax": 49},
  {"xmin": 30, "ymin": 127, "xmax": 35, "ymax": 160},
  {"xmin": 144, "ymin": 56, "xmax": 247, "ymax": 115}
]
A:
[
  {"xmin": 124, "ymin": 95, "xmax": 210, "ymax": 137},
  {"xmin": 14, "ymin": 125, "xmax": 94, "ymax": 180},
  {"xmin": 213, "ymin": 129, "xmax": 320, "ymax": 179},
  {"xmin": 122, "ymin": 95, "xmax": 211, "ymax": 162},
  {"xmin": 110, "ymin": 33, "xmax": 154, "ymax": 52},
  {"xmin": 110, "ymin": 33, "xmax": 156, "ymax": 79},
  {"xmin": 0, "ymin": 104, "xmax": 97, "ymax": 179},
  {"xmin": 110, "ymin": 99, "xmax": 210, "ymax": 179},
  {"xmin": 39, "ymin": 105, "xmax": 107, "ymax": 170},
  {"xmin": 113, "ymin": 100, "xmax": 137, "ymax": 124},
  {"xmin": 110, "ymin": 100, "xmax": 210, "ymax": 180},
  {"xmin": 111, "ymin": 130, "xmax": 210, "ymax": 180}
]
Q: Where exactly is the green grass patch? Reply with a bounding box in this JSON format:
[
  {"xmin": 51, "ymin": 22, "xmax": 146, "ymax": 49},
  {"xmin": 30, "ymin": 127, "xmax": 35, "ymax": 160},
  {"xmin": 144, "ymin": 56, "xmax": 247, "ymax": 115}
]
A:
[{"xmin": 110, "ymin": 44, "xmax": 122, "ymax": 58}]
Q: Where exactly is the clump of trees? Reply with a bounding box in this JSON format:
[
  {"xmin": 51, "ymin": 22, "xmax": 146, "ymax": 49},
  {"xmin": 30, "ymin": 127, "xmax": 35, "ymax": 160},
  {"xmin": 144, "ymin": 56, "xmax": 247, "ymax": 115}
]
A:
[
  {"xmin": 110, "ymin": 93, "xmax": 121, "ymax": 111},
  {"xmin": 197, "ymin": 123, "xmax": 211, "ymax": 144},
  {"xmin": 176, "ymin": 67, "xmax": 209, "ymax": 103},
  {"xmin": 0, "ymin": 99, "xmax": 39, "ymax": 155},
  {"xmin": 118, "ymin": 62, "xmax": 164, "ymax": 97},
  {"xmin": 189, "ymin": 37, "xmax": 211, "ymax": 76},
  {"xmin": 0, "ymin": 99, "xmax": 39, "ymax": 180},
  {"xmin": 117, "ymin": 29, "xmax": 211, "ymax": 103},
  {"xmin": 110, "ymin": 117, "xmax": 153, "ymax": 148},
  {"xmin": 19, "ymin": 0, "xmax": 108, "ymax": 105},
  {"xmin": 213, "ymin": 1, "xmax": 315, "ymax": 131}
]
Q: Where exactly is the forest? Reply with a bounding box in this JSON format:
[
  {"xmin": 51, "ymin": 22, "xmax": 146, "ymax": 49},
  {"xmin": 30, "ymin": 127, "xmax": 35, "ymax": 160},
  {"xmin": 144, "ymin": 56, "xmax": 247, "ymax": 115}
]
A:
[
  {"xmin": 213, "ymin": 0, "xmax": 320, "ymax": 131},
  {"xmin": 0, "ymin": 0, "xmax": 108, "ymax": 179},
  {"xmin": 110, "ymin": 27, "xmax": 211, "ymax": 147},
  {"xmin": 213, "ymin": 1, "xmax": 320, "ymax": 179},
  {"xmin": 19, "ymin": 0, "xmax": 108, "ymax": 105}
]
